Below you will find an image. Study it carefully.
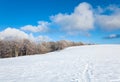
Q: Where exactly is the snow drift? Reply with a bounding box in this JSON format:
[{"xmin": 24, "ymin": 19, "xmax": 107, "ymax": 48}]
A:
[{"xmin": 0, "ymin": 45, "xmax": 120, "ymax": 82}]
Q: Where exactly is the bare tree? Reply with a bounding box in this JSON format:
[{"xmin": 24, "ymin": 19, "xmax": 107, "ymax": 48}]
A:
[{"xmin": 0, "ymin": 38, "xmax": 84, "ymax": 58}]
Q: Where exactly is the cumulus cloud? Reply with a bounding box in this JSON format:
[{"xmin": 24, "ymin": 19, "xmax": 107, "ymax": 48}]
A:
[
  {"xmin": 28, "ymin": 33, "xmax": 51, "ymax": 42},
  {"xmin": 35, "ymin": 36, "xmax": 51, "ymax": 42},
  {"xmin": 96, "ymin": 15, "xmax": 120, "ymax": 30},
  {"xmin": 1, "ymin": 2, "xmax": 120, "ymax": 40},
  {"xmin": 96, "ymin": 5, "xmax": 120, "ymax": 30},
  {"xmin": 103, "ymin": 34, "xmax": 120, "ymax": 39},
  {"xmin": 51, "ymin": 2, "xmax": 94, "ymax": 34},
  {"xmin": 50, "ymin": 2, "xmax": 120, "ymax": 34},
  {"xmin": 19, "ymin": 2, "xmax": 120, "ymax": 35},
  {"xmin": 0, "ymin": 28, "xmax": 51, "ymax": 42},
  {"xmin": 21, "ymin": 21, "xmax": 49, "ymax": 32},
  {"xmin": 0, "ymin": 28, "xmax": 29, "ymax": 40}
]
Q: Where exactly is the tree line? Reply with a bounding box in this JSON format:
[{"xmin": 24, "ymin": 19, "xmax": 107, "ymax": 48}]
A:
[{"xmin": 0, "ymin": 39, "xmax": 84, "ymax": 58}]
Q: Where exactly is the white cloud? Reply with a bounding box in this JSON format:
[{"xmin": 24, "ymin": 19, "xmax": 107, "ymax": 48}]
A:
[
  {"xmin": 96, "ymin": 14, "xmax": 120, "ymax": 30},
  {"xmin": 0, "ymin": 28, "xmax": 51, "ymax": 42},
  {"xmin": 96, "ymin": 5, "xmax": 120, "ymax": 30},
  {"xmin": 109, "ymin": 34, "xmax": 117, "ymax": 38},
  {"xmin": 50, "ymin": 3, "xmax": 120, "ymax": 33},
  {"xmin": 51, "ymin": 2, "xmax": 94, "ymax": 33},
  {"xmin": 1, "ymin": 2, "xmax": 120, "ymax": 40},
  {"xmin": 28, "ymin": 33, "xmax": 51, "ymax": 42},
  {"xmin": 104, "ymin": 34, "xmax": 120, "ymax": 39},
  {"xmin": 21, "ymin": 21, "xmax": 49, "ymax": 32},
  {"xmin": 0, "ymin": 28, "xmax": 29, "ymax": 40},
  {"xmin": 35, "ymin": 36, "xmax": 51, "ymax": 42}
]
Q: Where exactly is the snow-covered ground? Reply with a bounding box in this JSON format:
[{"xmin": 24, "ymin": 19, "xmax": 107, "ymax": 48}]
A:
[{"xmin": 0, "ymin": 45, "xmax": 120, "ymax": 82}]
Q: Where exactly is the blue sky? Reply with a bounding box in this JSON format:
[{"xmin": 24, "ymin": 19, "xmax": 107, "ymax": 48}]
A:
[{"xmin": 0, "ymin": 0, "xmax": 120, "ymax": 44}]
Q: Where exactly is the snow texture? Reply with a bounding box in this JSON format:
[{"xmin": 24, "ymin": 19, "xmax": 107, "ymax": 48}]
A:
[{"xmin": 0, "ymin": 45, "xmax": 120, "ymax": 82}]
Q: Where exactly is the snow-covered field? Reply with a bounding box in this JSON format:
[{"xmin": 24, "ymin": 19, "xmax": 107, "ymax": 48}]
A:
[{"xmin": 0, "ymin": 45, "xmax": 120, "ymax": 82}]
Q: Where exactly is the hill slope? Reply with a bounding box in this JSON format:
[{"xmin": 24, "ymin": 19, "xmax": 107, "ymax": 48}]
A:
[{"xmin": 0, "ymin": 45, "xmax": 120, "ymax": 82}]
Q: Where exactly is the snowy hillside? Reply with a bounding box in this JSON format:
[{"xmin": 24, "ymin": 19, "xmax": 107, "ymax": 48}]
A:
[{"xmin": 0, "ymin": 45, "xmax": 120, "ymax": 82}]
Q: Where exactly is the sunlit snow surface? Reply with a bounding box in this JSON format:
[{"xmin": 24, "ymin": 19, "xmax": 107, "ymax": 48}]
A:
[{"xmin": 0, "ymin": 45, "xmax": 120, "ymax": 82}]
